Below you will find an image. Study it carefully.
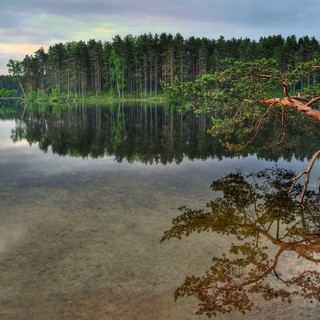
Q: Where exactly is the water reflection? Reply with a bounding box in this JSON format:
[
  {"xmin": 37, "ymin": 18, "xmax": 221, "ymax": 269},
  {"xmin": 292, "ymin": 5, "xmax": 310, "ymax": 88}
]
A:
[
  {"xmin": 4, "ymin": 102, "xmax": 320, "ymax": 164},
  {"xmin": 0, "ymin": 99, "xmax": 22, "ymax": 120},
  {"xmin": 9, "ymin": 103, "xmax": 215, "ymax": 164},
  {"xmin": 1, "ymin": 101, "xmax": 320, "ymax": 319},
  {"xmin": 162, "ymin": 168, "xmax": 320, "ymax": 317}
]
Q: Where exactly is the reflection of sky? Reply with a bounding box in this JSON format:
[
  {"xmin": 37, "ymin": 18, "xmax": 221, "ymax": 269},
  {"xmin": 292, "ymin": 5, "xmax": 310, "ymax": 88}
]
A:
[
  {"xmin": 0, "ymin": 120, "xmax": 30, "ymax": 148},
  {"xmin": 0, "ymin": 119, "xmax": 319, "ymax": 190},
  {"xmin": 0, "ymin": 121, "xmax": 16, "ymax": 147}
]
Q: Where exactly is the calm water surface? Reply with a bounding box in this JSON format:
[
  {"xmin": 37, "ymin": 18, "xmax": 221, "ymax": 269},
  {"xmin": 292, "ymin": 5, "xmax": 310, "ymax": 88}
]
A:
[{"xmin": 0, "ymin": 103, "xmax": 319, "ymax": 319}]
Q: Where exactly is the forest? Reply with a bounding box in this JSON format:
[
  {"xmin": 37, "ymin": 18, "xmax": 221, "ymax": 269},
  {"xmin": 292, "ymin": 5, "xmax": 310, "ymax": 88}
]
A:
[{"xmin": 3, "ymin": 33, "xmax": 320, "ymax": 99}]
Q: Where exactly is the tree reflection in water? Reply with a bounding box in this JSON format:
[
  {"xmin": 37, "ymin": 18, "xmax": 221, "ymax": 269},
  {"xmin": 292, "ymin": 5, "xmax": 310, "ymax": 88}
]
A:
[{"xmin": 162, "ymin": 168, "xmax": 320, "ymax": 317}]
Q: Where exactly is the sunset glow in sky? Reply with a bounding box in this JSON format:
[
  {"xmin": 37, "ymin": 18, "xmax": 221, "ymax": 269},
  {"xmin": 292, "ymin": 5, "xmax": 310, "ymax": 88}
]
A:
[{"xmin": 1, "ymin": 0, "xmax": 320, "ymax": 75}]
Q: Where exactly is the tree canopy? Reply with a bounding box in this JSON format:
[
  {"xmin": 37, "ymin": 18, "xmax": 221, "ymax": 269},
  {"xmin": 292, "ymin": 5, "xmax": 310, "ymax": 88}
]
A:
[
  {"xmin": 163, "ymin": 57, "xmax": 320, "ymax": 200},
  {"xmin": 3, "ymin": 33, "xmax": 320, "ymax": 98}
]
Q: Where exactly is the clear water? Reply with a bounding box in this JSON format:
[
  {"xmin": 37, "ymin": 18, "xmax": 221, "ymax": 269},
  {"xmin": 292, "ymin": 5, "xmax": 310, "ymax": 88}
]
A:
[{"xmin": 0, "ymin": 103, "xmax": 319, "ymax": 319}]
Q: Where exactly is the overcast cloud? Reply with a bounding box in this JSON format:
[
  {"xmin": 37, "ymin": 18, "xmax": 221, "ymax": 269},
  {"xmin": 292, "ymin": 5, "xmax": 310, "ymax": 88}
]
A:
[{"xmin": 1, "ymin": 0, "xmax": 320, "ymax": 74}]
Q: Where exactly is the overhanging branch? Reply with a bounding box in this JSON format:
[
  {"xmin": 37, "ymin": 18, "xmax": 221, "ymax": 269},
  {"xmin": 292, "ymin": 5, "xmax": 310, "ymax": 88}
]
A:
[
  {"xmin": 290, "ymin": 149, "xmax": 320, "ymax": 202},
  {"xmin": 247, "ymin": 90, "xmax": 320, "ymax": 199},
  {"xmin": 248, "ymin": 102, "xmax": 275, "ymax": 144}
]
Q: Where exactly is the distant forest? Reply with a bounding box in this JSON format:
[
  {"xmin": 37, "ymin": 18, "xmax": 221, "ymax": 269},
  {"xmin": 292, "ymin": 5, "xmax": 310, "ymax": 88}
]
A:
[{"xmin": 2, "ymin": 33, "xmax": 320, "ymax": 97}]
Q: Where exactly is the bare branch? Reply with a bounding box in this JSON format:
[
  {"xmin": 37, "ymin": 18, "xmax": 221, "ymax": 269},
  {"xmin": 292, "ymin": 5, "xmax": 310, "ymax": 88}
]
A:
[
  {"xmin": 305, "ymin": 96, "xmax": 320, "ymax": 108},
  {"xmin": 256, "ymin": 73, "xmax": 272, "ymax": 79},
  {"xmin": 276, "ymin": 105, "xmax": 287, "ymax": 145},
  {"xmin": 248, "ymin": 102, "xmax": 275, "ymax": 144},
  {"xmin": 290, "ymin": 149, "xmax": 320, "ymax": 202},
  {"xmin": 291, "ymin": 95, "xmax": 309, "ymax": 103},
  {"xmin": 259, "ymin": 97, "xmax": 320, "ymax": 121},
  {"xmin": 252, "ymin": 94, "xmax": 320, "ymax": 198},
  {"xmin": 282, "ymin": 82, "xmax": 293, "ymax": 102}
]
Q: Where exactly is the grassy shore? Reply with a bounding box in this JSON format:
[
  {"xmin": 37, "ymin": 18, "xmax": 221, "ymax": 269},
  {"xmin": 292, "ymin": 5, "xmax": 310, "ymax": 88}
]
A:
[
  {"xmin": 76, "ymin": 93, "xmax": 167, "ymax": 105},
  {"xmin": 16, "ymin": 91, "xmax": 168, "ymax": 105}
]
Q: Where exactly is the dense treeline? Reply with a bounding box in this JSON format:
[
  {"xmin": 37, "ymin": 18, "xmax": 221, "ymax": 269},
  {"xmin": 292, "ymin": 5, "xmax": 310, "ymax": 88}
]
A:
[
  {"xmin": 0, "ymin": 75, "xmax": 19, "ymax": 90},
  {"xmin": 0, "ymin": 99, "xmax": 21, "ymax": 119},
  {"xmin": 5, "ymin": 33, "xmax": 320, "ymax": 98}
]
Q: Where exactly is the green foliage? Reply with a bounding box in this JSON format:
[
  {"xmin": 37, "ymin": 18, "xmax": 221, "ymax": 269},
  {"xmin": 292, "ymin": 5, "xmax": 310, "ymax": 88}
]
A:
[
  {"xmin": 6, "ymin": 59, "xmax": 27, "ymax": 97},
  {"xmin": 0, "ymin": 88, "xmax": 17, "ymax": 97},
  {"xmin": 303, "ymin": 84, "xmax": 320, "ymax": 98},
  {"xmin": 24, "ymin": 90, "xmax": 50, "ymax": 103},
  {"xmin": 110, "ymin": 50, "xmax": 126, "ymax": 98},
  {"xmin": 5, "ymin": 34, "xmax": 320, "ymax": 98},
  {"xmin": 49, "ymin": 87, "xmax": 68, "ymax": 103},
  {"xmin": 163, "ymin": 58, "xmax": 282, "ymax": 114},
  {"xmin": 163, "ymin": 57, "xmax": 320, "ymax": 147},
  {"xmin": 7, "ymin": 59, "xmax": 23, "ymax": 76},
  {"xmin": 0, "ymin": 106, "xmax": 17, "ymax": 118}
]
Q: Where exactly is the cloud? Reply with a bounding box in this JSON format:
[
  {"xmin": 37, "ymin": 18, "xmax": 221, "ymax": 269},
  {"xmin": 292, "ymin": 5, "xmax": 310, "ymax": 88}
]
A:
[
  {"xmin": 0, "ymin": 43, "xmax": 49, "ymax": 74},
  {"xmin": 2, "ymin": 0, "xmax": 320, "ymax": 42},
  {"xmin": 1, "ymin": 0, "xmax": 320, "ymax": 75}
]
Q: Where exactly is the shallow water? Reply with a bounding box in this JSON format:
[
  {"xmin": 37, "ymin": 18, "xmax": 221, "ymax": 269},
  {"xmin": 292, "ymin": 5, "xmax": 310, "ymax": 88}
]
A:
[{"xmin": 0, "ymin": 109, "xmax": 320, "ymax": 319}]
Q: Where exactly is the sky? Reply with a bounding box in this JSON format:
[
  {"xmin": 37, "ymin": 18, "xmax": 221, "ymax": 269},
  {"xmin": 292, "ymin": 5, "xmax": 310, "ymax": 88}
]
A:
[{"xmin": 1, "ymin": 0, "xmax": 320, "ymax": 75}]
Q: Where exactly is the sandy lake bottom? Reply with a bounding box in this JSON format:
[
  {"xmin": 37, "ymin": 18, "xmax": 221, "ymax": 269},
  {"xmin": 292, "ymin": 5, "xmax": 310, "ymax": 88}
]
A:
[{"xmin": 1, "ymin": 121, "xmax": 320, "ymax": 320}]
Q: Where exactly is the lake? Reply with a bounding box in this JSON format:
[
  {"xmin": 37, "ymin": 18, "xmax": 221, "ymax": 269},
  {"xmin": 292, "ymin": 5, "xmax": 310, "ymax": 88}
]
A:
[{"xmin": 0, "ymin": 102, "xmax": 320, "ymax": 319}]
